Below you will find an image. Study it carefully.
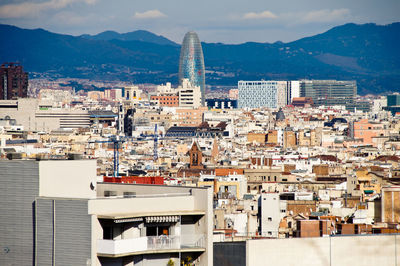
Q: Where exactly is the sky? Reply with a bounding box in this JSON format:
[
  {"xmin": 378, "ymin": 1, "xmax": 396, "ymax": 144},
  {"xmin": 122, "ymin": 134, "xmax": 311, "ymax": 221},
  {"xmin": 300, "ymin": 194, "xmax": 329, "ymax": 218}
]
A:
[{"xmin": 0, "ymin": 0, "xmax": 399, "ymax": 44}]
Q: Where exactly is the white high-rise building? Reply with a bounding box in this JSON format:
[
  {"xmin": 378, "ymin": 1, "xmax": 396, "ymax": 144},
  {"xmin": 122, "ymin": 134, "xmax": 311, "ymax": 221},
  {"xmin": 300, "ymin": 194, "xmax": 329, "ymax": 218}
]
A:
[
  {"xmin": 178, "ymin": 78, "xmax": 202, "ymax": 108},
  {"xmin": 288, "ymin": 81, "xmax": 300, "ymax": 103},
  {"xmin": 238, "ymin": 81, "xmax": 287, "ymax": 109}
]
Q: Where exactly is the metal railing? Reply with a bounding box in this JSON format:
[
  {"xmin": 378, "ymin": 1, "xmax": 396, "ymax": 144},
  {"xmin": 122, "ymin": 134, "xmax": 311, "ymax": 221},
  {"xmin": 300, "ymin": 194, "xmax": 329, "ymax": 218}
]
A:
[
  {"xmin": 147, "ymin": 235, "xmax": 180, "ymax": 250},
  {"xmin": 98, "ymin": 234, "xmax": 205, "ymax": 255}
]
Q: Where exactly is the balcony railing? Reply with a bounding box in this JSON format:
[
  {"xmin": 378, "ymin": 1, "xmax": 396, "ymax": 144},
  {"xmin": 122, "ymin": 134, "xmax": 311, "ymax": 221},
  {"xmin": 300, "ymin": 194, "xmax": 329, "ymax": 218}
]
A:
[
  {"xmin": 147, "ymin": 235, "xmax": 180, "ymax": 250},
  {"xmin": 98, "ymin": 235, "xmax": 205, "ymax": 256}
]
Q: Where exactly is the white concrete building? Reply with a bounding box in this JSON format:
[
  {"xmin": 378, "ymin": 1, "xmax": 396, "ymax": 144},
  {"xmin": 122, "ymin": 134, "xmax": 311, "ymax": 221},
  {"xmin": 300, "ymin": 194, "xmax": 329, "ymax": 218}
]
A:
[
  {"xmin": 178, "ymin": 79, "xmax": 202, "ymax": 108},
  {"xmin": 259, "ymin": 192, "xmax": 287, "ymax": 237},
  {"xmin": 0, "ymin": 159, "xmax": 213, "ymax": 266},
  {"xmin": 0, "ymin": 98, "xmax": 90, "ymax": 131},
  {"xmin": 156, "ymin": 82, "xmax": 176, "ymax": 95},
  {"xmin": 288, "ymin": 80, "xmax": 300, "ymax": 103},
  {"xmin": 215, "ymin": 235, "xmax": 400, "ymax": 266}
]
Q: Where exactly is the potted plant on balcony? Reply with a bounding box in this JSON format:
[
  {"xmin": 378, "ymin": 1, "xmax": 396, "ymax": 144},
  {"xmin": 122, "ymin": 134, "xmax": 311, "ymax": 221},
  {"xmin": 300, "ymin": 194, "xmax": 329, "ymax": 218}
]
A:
[{"xmin": 181, "ymin": 256, "xmax": 193, "ymax": 266}]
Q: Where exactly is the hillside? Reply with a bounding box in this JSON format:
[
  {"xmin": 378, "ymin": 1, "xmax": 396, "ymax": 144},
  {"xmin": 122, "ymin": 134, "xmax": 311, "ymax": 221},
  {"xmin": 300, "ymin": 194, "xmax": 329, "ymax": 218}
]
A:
[
  {"xmin": 1, "ymin": 23, "xmax": 399, "ymax": 94},
  {"xmin": 80, "ymin": 30, "xmax": 178, "ymax": 46}
]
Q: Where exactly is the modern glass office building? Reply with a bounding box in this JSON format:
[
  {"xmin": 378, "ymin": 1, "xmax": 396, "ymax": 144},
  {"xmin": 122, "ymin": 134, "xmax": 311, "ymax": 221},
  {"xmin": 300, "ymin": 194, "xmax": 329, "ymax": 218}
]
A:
[
  {"xmin": 178, "ymin": 31, "xmax": 205, "ymax": 106},
  {"xmin": 387, "ymin": 94, "xmax": 400, "ymax": 107},
  {"xmin": 299, "ymin": 80, "xmax": 357, "ymax": 107},
  {"xmin": 384, "ymin": 94, "xmax": 400, "ymax": 115}
]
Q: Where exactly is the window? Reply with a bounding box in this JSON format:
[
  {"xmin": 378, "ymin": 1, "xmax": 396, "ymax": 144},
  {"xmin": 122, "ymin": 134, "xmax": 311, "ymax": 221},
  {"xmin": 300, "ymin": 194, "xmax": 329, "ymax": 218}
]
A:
[
  {"xmin": 146, "ymin": 226, "xmax": 169, "ymax": 236},
  {"xmin": 103, "ymin": 226, "xmax": 113, "ymax": 239},
  {"xmin": 104, "ymin": 191, "xmax": 117, "ymax": 197},
  {"xmin": 123, "ymin": 192, "xmax": 136, "ymax": 198},
  {"xmin": 268, "ymin": 217, "xmax": 272, "ymax": 221}
]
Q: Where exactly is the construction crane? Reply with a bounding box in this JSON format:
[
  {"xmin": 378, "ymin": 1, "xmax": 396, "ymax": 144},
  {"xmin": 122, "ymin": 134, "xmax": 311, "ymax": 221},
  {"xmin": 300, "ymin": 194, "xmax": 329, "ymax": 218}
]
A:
[
  {"xmin": 153, "ymin": 124, "xmax": 158, "ymax": 161},
  {"xmin": 88, "ymin": 135, "xmax": 125, "ymax": 177},
  {"xmin": 111, "ymin": 136, "xmax": 125, "ymax": 177},
  {"xmin": 88, "ymin": 124, "xmax": 162, "ymax": 177},
  {"xmin": 137, "ymin": 124, "xmax": 160, "ymax": 160}
]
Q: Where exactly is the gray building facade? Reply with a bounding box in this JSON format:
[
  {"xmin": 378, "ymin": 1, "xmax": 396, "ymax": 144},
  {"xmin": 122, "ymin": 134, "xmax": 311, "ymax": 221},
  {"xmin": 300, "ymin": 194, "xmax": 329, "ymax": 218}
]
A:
[
  {"xmin": 0, "ymin": 160, "xmax": 93, "ymax": 266},
  {"xmin": 299, "ymin": 80, "xmax": 357, "ymax": 107}
]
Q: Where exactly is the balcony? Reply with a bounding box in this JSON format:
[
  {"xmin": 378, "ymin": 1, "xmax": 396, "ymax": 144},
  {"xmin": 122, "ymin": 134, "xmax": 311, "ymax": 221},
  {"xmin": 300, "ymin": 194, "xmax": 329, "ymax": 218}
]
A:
[{"xmin": 97, "ymin": 235, "xmax": 205, "ymax": 257}]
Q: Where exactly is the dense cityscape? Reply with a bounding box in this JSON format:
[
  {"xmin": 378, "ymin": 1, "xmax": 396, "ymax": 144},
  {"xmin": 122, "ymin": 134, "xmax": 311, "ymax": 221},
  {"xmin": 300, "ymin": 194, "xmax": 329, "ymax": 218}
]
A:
[{"xmin": 1, "ymin": 2, "xmax": 400, "ymax": 266}]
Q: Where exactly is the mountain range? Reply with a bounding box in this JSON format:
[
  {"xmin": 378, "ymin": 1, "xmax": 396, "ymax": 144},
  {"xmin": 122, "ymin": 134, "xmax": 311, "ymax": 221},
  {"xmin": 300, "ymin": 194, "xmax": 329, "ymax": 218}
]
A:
[
  {"xmin": 1, "ymin": 23, "xmax": 400, "ymax": 94},
  {"xmin": 80, "ymin": 30, "xmax": 178, "ymax": 46}
]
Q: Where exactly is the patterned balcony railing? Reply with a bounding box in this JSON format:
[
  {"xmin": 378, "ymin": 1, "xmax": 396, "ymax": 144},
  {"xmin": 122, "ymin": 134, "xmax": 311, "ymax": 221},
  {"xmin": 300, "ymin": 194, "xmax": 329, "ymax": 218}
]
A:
[{"xmin": 98, "ymin": 234, "xmax": 205, "ymax": 255}]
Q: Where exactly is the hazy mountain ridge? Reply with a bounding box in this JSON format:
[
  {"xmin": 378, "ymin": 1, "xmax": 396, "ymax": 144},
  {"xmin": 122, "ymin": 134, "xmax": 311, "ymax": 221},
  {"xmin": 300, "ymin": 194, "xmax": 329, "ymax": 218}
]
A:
[
  {"xmin": 80, "ymin": 30, "xmax": 178, "ymax": 46},
  {"xmin": 0, "ymin": 23, "xmax": 399, "ymax": 94}
]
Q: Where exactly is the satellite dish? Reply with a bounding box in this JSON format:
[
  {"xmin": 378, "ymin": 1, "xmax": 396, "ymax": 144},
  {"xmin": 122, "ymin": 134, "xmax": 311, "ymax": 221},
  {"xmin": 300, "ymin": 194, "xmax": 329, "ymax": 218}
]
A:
[
  {"xmin": 4, "ymin": 116, "xmax": 10, "ymax": 120},
  {"xmin": 9, "ymin": 119, "xmax": 16, "ymax": 126}
]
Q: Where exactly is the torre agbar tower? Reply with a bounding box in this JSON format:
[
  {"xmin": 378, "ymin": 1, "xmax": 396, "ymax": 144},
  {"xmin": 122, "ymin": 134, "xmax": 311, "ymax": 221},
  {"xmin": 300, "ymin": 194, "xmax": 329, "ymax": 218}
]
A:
[{"xmin": 178, "ymin": 31, "xmax": 206, "ymax": 106}]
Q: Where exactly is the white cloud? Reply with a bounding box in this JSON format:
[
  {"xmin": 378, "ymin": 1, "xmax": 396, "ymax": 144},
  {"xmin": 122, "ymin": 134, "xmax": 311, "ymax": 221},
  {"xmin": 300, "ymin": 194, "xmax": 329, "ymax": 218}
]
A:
[
  {"xmin": 0, "ymin": 0, "xmax": 96, "ymax": 19},
  {"xmin": 133, "ymin": 9, "xmax": 167, "ymax": 19},
  {"xmin": 302, "ymin": 9, "xmax": 351, "ymax": 23},
  {"xmin": 243, "ymin": 10, "xmax": 277, "ymax": 20}
]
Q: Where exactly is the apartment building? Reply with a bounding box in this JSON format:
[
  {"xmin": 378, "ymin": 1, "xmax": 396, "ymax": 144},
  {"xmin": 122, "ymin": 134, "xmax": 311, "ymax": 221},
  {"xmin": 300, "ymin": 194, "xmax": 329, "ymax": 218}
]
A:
[
  {"xmin": 353, "ymin": 119, "xmax": 386, "ymax": 145},
  {"xmin": 149, "ymin": 79, "xmax": 201, "ymax": 108},
  {"xmin": 0, "ymin": 62, "xmax": 28, "ymax": 100},
  {"xmin": 178, "ymin": 79, "xmax": 202, "ymax": 108},
  {"xmin": 174, "ymin": 107, "xmax": 207, "ymax": 127},
  {"xmin": 0, "ymin": 159, "xmax": 212, "ymax": 266},
  {"xmin": 259, "ymin": 192, "xmax": 287, "ymax": 237}
]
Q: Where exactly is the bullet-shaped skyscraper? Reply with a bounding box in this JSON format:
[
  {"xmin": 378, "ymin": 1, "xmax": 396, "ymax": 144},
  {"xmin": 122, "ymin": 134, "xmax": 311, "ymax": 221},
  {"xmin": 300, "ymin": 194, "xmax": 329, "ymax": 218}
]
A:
[{"xmin": 178, "ymin": 31, "xmax": 205, "ymax": 106}]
